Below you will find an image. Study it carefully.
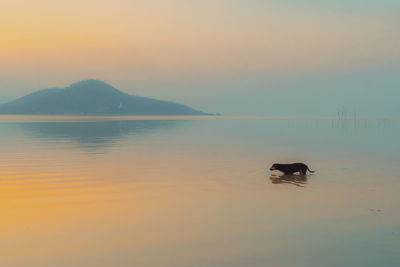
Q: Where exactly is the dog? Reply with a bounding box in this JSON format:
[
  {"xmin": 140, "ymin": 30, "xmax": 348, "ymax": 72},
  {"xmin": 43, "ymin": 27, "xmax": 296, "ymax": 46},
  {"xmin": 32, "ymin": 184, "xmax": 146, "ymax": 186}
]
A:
[{"xmin": 269, "ymin": 163, "xmax": 315, "ymax": 175}]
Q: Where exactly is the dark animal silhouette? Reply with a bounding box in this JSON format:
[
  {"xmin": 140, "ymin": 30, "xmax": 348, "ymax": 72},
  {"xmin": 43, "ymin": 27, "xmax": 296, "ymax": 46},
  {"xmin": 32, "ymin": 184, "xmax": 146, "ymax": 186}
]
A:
[{"xmin": 270, "ymin": 163, "xmax": 315, "ymax": 175}]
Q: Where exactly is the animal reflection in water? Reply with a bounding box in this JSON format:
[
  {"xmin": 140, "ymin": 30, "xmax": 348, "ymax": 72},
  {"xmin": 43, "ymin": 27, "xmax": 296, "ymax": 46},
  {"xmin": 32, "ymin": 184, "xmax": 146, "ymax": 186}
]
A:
[{"xmin": 269, "ymin": 174, "xmax": 308, "ymax": 187}]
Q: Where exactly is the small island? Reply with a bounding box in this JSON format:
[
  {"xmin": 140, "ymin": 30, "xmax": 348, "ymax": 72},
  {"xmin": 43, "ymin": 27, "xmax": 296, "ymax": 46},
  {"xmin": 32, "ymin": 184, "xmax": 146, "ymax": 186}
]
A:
[{"xmin": 0, "ymin": 79, "xmax": 210, "ymax": 116}]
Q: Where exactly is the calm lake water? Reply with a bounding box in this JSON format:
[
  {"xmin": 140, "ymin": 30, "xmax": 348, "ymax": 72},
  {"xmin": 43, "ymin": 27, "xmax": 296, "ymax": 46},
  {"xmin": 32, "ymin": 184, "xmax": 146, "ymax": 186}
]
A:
[{"xmin": 0, "ymin": 116, "xmax": 399, "ymax": 267}]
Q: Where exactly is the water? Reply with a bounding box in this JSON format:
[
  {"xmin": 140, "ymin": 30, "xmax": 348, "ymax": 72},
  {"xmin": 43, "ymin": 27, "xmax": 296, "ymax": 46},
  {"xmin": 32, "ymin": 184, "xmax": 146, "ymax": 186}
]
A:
[{"xmin": 0, "ymin": 116, "xmax": 399, "ymax": 266}]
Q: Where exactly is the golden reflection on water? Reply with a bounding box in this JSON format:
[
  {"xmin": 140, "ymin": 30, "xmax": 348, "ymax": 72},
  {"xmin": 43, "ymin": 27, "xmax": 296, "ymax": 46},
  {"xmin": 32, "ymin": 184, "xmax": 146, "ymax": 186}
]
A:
[
  {"xmin": 0, "ymin": 116, "xmax": 400, "ymax": 266},
  {"xmin": 1, "ymin": 151, "xmax": 398, "ymax": 266}
]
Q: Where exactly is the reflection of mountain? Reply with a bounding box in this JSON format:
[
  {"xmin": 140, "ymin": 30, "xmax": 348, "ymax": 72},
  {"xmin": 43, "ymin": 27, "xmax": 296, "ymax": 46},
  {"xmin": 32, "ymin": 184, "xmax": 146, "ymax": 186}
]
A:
[{"xmin": 17, "ymin": 120, "xmax": 185, "ymax": 152}]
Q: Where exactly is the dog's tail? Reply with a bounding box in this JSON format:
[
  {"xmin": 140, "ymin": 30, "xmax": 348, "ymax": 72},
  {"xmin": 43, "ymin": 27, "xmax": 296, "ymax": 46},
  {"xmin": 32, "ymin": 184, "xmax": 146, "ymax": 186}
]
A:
[{"xmin": 307, "ymin": 166, "xmax": 315, "ymax": 173}]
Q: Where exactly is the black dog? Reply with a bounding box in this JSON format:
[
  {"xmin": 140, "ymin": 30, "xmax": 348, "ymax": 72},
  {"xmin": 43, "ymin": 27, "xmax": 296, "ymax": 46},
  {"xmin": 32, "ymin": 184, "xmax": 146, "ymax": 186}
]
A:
[{"xmin": 270, "ymin": 163, "xmax": 315, "ymax": 175}]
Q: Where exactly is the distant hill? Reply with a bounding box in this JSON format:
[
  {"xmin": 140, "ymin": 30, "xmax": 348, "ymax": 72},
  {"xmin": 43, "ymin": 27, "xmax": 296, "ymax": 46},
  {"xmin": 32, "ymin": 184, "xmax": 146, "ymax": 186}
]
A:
[{"xmin": 0, "ymin": 79, "xmax": 209, "ymax": 115}]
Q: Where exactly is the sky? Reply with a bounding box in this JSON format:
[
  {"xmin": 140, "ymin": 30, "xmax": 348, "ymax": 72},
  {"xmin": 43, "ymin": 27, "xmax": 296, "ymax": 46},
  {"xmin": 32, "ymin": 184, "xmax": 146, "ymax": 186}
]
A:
[{"xmin": 1, "ymin": 0, "xmax": 399, "ymax": 115}]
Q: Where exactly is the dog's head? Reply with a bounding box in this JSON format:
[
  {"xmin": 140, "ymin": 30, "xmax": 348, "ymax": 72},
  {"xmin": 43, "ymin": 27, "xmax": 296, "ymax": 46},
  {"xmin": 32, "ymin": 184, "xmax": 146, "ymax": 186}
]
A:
[{"xmin": 269, "ymin": 163, "xmax": 278, "ymax": 171}]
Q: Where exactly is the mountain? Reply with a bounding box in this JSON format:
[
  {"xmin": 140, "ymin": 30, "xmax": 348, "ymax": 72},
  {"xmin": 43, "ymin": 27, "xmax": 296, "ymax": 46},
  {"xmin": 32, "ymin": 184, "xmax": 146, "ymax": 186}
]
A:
[{"xmin": 0, "ymin": 79, "xmax": 209, "ymax": 115}]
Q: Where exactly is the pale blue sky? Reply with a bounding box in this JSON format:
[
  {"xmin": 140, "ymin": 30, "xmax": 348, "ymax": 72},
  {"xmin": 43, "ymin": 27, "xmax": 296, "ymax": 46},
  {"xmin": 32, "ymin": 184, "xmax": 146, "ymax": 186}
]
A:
[{"xmin": 0, "ymin": 0, "xmax": 399, "ymax": 115}]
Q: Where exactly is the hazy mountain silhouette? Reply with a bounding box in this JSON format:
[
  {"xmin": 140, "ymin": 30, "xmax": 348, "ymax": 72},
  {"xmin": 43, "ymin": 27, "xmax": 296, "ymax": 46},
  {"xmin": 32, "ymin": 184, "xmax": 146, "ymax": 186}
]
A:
[{"xmin": 0, "ymin": 79, "xmax": 209, "ymax": 115}]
